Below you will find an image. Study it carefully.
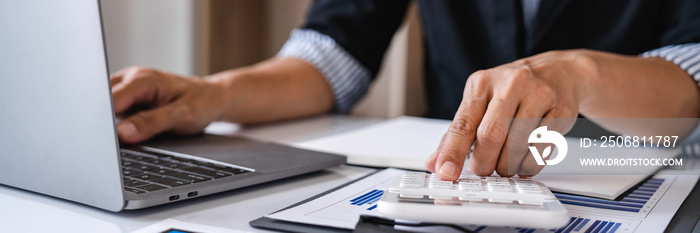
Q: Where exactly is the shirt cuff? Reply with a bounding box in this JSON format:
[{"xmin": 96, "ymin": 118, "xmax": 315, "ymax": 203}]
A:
[
  {"xmin": 277, "ymin": 29, "xmax": 371, "ymax": 114},
  {"xmin": 641, "ymin": 43, "xmax": 700, "ymax": 156},
  {"xmin": 680, "ymin": 122, "xmax": 700, "ymax": 156},
  {"xmin": 641, "ymin": 43, "xmax": 700, "ymax": 82}
]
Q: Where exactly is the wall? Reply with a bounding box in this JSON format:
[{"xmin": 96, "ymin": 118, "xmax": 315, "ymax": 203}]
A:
[
  {"xmin": 101, "ymin": 0, "xmax": 424, "ymax": 118},
  {"xmin": 101, "ymin": 0, "xmax": 200, "ymax": 76}
]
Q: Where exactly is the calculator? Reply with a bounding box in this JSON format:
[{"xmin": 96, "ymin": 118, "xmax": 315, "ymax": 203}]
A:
[{"xmin": 377, "ymin": 171, "xmax": 569, "ymax": 229}]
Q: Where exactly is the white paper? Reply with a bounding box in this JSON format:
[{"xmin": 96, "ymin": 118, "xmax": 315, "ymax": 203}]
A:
[
  {"xmin": 534, "ymin": 138, "xmax": 677, "ymax": 199},
  {"xmin": 293, "ymin": 116, "xmax": 449, "ymax": 171},
  {"xmin": 266, "ymin": 168, "xmax": 698, "ymax": 233},
  {"xmin": 133, "ymin": 219, "xmax": 251, "ymax": 233},
  {"xmin": 534, "ymin": 175, "xmax": 646, "ymax": 200}
]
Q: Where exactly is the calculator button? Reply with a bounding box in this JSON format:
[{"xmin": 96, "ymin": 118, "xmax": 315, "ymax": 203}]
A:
[
  {"xmin": 429, "ymin": 185, "xmax": 453, "ymax": 190},
  {"xmin": 517, "ymin": 187, "xmax": 544, "ymax": 194},
  {"xmin": 429, "ymin": 195, "xmax": 453, "ymax": 200},
  {"xmin": 488, "ymin": 187, "xmax": 514, "ymax": 192},
  {"xmin": 400, "ymin": 182, "xmax": 424, "ymax": 188},
  {"xmin": 403, "ymin": 172, "xmax": 427, "ymax": 177},
  {"xmin": 488, "ymin": 198, "xmax": 515, "ymax": 203},
  {"xmin": 401, "ymin": 178, "xmax": 425, "ymax": 183},
  {"xmin": 518, "ymin": 199, "xmax": 544, "ymax": 205},
  {"xmin": 458, "ymin": 196, "xmax": 483, "ymax": 201},
  {"xmin": 459, "ymin": 187, "xmax": 483, "ymax": 192},
  {"xmin": 485, "ymin": 177, "xmax": 509, "ymax": 182},
  {"xmin": 400, "ymin": 193, "xmax": 424, "ymax": 198}
]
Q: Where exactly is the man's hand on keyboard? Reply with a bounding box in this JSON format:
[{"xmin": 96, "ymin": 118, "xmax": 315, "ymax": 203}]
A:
[{"xmin": 111, "ymin": 66, "xmax": 227, "ymax": 144}]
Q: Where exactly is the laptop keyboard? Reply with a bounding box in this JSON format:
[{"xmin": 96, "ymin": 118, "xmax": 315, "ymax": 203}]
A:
[{"xmin": 120, "ymin": 149, "xmax": 251, "ymax": 194}]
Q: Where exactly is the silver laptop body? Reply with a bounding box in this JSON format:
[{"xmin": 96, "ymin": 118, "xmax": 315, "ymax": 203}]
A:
[{"xmin": 0, "ymin": 0, "xmax": 345, "ymax": 212}]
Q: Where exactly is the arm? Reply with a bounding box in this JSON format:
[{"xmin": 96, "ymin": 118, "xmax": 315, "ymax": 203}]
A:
[
  {"xmin": 112, "ymin": 27, "xmax": 375, "ymax": 144},
  {"xmin": 425, "ymin": 48, "xmax": 700, "ymax": 179},
  {"xmin": 111, "ymin": 57, "xmax": 333, "ymax": 144},
  {"xmin": 581, "ymin": 51, "xmax": 699, "ymax": 119},
  {"xmin": 113, "ymin": 0, "xmax": 411, "ymax": 143},
  {"xmin": 579, "ymin": 49, "xmax": 700, "ymax": 137},
  {"xmin": 210, "ymin": 58, "xmax": 335, "ymax": 123}
]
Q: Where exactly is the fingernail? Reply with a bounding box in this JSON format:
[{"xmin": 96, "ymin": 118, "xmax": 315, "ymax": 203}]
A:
[
  {"xmin": 117, "ymin": 122, "xmax": 137, "ymax": 137},
  {"xmin": 439, "ymin": 161, "xmax": 458, "ymax": 179}
]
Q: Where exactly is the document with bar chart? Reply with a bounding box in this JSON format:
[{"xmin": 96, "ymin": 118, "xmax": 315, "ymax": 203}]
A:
[
  {"xmin": 266, "ymin": 168, "xmax": 698, "ymax": 233},
  {"xmin": 266, "ymin": 168, "xmax": 405, "ymax": 229}
]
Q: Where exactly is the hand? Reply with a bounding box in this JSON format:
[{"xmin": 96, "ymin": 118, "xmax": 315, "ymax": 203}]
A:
[
  {"xmin": 425, "ymin": 50, "xmax": 596, "ymax": 179},
  {"xmin": 110, "ymin": 66, "xmax": 226, "ymax": 144}
]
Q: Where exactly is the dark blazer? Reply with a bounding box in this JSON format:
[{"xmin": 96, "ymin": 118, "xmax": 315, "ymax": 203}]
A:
[{"xmin": 303, "ymin": 0, "xmax": 700, "ymax": 119}]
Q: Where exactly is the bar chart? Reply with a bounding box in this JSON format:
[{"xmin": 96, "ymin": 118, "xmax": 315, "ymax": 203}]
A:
[
  {"xmin": 349, "ymin": 189, "xmax": 384, "ymax": 211},
  {"xmin": 553, "ymin": 178, "xmax": 664, "ymax": 214},
  {"xmin": 512, "ymin": 217, "xmax": 624, "ymax": 233},
  {"xmin": 467, "ymin": 213, "xmax": 637, "ymax": 233}
]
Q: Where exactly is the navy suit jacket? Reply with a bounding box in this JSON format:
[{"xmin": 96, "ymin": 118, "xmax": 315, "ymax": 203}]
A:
[{"xmin": 303, "ymin": 0, "xmax": 700, "ymax": 119}]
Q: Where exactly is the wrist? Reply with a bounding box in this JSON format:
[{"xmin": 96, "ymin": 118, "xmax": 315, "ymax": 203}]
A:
[
  {"xmin": 565, "ymin": 49, "xmax": 602, "ymax": 115},
  {"xmin": 203, "ymin": 68, "xmax": 252, "ymax": 122}
]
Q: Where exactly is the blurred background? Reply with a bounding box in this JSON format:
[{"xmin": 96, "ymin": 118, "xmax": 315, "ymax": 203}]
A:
[{"xmin": 100, "ymin": 0, "xmax": 426, "ymax": 119}]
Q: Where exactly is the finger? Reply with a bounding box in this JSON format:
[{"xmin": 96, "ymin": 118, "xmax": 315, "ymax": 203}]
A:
[
  {"xmin": 495, "ymin": 101, "xmax": 549, "ymax": 177},
  {"xmin": 518, "ymin": 142, "xmax": 552, "ymax": 178},
  {"xmin": 470, "ymin": 97, "xmax": 518, "ymax": 176},
  {"xmin": 435, "ymin": 98, "xmax": 487, "ymax": 180},
  {"xmin": 111, "ymin": 76, "xmax": 158, "ymax": 115},
  {"xmin": 117, "ymin": 102, "xmax": 186, "ymax": 144},
  {"xmin": 110, "ymin": 66, "xmax": 139, "ymax": 86},
  {"xmin": 425, "ymin": 152, "xmax": 438, "ymax": 173},
  {"xmin": 425, "ymin": 133, "xmax": 448, "ymax": 172},
  {"xmin": 518, "ymin": 112, "xmax": 576, "ymax": 177},
  {"xmin": 110, "ymin": 75, "xmax": 123, "ymax": 87}
]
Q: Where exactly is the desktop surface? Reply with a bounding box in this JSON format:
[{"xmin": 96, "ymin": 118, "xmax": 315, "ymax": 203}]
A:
[{"xmin": 1, "ymin": 115, "xmax": 698, "ymax": 232}]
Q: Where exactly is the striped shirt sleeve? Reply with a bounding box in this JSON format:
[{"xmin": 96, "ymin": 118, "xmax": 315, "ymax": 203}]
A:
[
  {"xmin": 277, "ymin": 29, "xmax": 371, "ymax": 114},
  {"xmin": 641, "ymin": 43, "xmax": 700, "ymax": 82},
  {"xmin": 641, "ymin": 43, "xmax": 700, "ymax": 156}
]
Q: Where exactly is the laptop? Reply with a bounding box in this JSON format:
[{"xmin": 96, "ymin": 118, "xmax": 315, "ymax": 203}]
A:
[{"xmin": 0, "ymin": 0, "xmax": 345, "ymax": 211}]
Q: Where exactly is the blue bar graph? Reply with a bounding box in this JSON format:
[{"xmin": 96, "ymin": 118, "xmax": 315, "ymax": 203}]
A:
[
  {"xmin": 350, "ymin": 189, "xmax": 380, "ymax": 204},
  {"xmin": 562, "ymin": 217, "xmax": 583, "ymax": 233},
  {"xmin": 554, "ymin": 178, "xmax": 664, "ymax": 213},
  {"xmin": 349, "ymin": 189, "xmax": 385, "ymax": 211},
  {"xmin": 593, "ymin": 221, "xmax": 609, "ymax": 233},
  {"xmin": 609, "ymin": 223, "xmax": 622, "ymax": 233},
  {"xmin": 551, "ymin": 218, "xmax": 622, "ymax": 233},
  {"xmin": 600, "ymin": 221, "xmax": 614, "ymax": 233},
  {"xmin": 574, "ymin": 219, "xmax": 590, "ymax": 231},
  {"xmin": 477, "ymin": 217, "xmax": 623, "ymax": 233},
  {"xmin": 585, "ymin": 220, "xmax": 601, "ymax": 233},
  {"xmin": 554, "ymin": 217, "xmax": 575, "ymax": 233}
]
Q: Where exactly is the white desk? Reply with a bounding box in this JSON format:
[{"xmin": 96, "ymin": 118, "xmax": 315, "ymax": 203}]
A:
[{"xmin": 0, "ymin": 115, "xmax": 384, "ymax": 233}]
